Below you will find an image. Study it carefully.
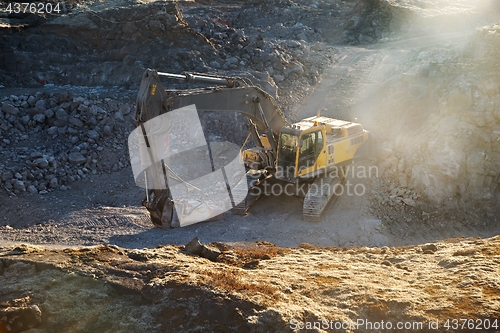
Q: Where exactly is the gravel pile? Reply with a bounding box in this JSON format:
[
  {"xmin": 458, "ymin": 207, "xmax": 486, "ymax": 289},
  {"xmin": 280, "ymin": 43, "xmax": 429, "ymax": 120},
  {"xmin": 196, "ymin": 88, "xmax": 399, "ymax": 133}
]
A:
[
  {"xmin": 343, "ymin": 0, "xmax": 412, "ymax": 44},
  {"xmin": 181, "ymin": 0, "xmax": 341, "ymax": 112},
  {"xmin": 198, "ymin": 19, "xmax": 333, "ymax": 100},
  {"xmin": 184, "ymin": 2, "xmax": 333, "ymax": 89},
  {"xmin": 0, "ymin": 92, "xmax": 134, "ymax": 196}
]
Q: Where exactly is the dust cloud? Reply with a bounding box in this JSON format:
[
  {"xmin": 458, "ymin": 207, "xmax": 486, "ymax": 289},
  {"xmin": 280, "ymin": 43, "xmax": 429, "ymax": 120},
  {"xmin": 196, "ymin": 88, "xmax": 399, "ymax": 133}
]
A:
[{"xmin": 352, "ymin": 1, "xmax": 500, "ymax": 214}]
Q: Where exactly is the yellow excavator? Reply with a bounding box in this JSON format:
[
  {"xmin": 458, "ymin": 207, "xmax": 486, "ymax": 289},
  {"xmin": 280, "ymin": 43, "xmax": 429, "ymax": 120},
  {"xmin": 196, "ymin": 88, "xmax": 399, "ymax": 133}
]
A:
[{"xmin": 133, "ymin": 69, "xmax": 371, "ymax": 228}]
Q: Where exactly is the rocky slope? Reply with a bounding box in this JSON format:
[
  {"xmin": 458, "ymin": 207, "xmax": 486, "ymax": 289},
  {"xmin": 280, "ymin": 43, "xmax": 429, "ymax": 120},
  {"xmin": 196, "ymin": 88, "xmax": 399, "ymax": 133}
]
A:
[
  {"xmin": 0, "ymin": 92, "xmax": 135, "ymax": 195},
  {"xmin": 365, "ymin": 24, "xmax": 500, "ymax": 213},
  {"xmin": 1, "ymin": 0, "xmax": 211, "ymax": 88}
]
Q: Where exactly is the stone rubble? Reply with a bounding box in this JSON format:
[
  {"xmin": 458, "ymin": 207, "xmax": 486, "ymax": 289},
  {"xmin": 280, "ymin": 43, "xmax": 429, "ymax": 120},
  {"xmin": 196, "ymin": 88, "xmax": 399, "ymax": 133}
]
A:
[
  {"xmin": 0, "ymin": 92, "xmax": 134, "ymax": 196},
  {"xmin": 0, "ymin": 296, "xmax": 42, "ymax": 333}
]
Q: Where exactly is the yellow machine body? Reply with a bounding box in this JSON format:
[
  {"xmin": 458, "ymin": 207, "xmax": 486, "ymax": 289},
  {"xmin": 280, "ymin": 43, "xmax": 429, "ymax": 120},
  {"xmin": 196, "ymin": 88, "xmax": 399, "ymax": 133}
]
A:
[{"xmin": 275, "ymin": 115, "xmax": 371, "ymax": 182}]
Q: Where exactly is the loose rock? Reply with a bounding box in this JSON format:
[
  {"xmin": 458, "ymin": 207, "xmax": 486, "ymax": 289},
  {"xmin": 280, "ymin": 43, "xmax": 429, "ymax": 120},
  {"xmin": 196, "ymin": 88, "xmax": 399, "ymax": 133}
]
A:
[{"xmin": 68, "ymin": 152, "xmax": 87, "ymax": 165}]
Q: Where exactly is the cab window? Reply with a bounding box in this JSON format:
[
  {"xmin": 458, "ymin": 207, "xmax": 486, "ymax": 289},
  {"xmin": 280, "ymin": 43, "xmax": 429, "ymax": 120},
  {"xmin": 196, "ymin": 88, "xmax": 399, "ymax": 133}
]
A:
[{"xmin": 298, "ymin": 130, "xmax": 323, "ymax": 170}]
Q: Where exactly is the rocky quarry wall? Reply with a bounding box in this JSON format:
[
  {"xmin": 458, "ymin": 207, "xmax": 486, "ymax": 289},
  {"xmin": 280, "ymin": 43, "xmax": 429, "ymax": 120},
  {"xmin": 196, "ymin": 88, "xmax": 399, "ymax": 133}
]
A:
[
  {"xmin": 0, "ymin": 1, "xmax": 215, "ymax": 88},
  {"xmin": 371, "ymin": 24, "xmax": 500, "ymax": 211},
  {"xmin": 343, "ymin": 0, "xmax": 413, "ymax": 44},
  {"xmin": 344, "ymin": 0, "xmax": 500, "ymax": 45},
  {"xmin": 1, "ymin": 0, "xmax": 334, "ymax": 92}
]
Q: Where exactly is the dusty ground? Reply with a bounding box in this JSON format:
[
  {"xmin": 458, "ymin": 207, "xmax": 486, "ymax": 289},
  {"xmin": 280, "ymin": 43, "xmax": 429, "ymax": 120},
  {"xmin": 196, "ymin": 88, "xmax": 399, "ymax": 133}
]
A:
[{"xmin": 1, "ymin": 0, "xmax": 500, "ymax": 332}]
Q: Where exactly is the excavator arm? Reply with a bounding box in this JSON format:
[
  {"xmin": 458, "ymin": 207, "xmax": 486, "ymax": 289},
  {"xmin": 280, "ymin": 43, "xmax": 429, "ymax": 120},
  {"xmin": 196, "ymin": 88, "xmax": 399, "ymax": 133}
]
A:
[{"xmin": 133, "ymin": 69, "xmax": 288, "ymax": 228}]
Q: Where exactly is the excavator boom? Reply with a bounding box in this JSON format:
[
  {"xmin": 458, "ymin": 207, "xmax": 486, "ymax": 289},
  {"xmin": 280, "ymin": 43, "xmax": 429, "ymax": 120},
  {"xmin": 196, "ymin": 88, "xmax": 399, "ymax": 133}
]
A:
[{"xmin": 136, "ymin": 69, "xmax": 288, "ymax": 138}]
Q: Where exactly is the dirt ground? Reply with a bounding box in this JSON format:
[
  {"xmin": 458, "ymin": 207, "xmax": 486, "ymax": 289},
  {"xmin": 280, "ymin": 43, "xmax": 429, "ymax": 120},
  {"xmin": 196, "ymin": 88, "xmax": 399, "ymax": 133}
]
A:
[
  {"xmin": 1, "ymin": 0, "xmax": 500, "ymax": 332},
  {"xmin": 1, "ymin": 237, "xmax": 500, "ymax": 332}
]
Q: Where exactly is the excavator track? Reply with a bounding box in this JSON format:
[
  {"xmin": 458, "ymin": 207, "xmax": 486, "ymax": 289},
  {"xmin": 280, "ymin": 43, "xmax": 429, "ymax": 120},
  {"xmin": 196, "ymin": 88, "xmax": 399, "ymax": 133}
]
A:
[{"xmin": 303, "ymin": 168, "xmax": 346, "ymax": 222}]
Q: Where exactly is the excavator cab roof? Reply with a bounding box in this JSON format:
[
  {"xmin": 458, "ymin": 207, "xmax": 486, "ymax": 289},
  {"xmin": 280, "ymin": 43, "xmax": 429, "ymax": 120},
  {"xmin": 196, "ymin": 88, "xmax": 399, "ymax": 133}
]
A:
[{"xmin": 288, "ymin": 115, "xmax": 359, "ymax": 133}]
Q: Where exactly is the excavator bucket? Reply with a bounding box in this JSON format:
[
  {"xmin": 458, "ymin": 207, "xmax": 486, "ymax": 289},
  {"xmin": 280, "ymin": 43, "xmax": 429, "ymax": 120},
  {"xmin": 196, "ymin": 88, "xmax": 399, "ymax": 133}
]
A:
[
  {"xmin": 174, "ymin": 201, "xmax": 226, "ymax": 227},
  {"xmin": 130, "ymin": 98, "xmax": 248, "ymax": 228}
]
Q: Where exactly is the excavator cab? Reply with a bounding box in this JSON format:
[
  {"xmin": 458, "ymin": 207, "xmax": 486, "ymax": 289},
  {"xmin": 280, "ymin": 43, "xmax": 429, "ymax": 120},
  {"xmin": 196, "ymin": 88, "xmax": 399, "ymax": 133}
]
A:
[{"xmin": 276, "ymin": 123, "xmax": 327, "ymax": 182}]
